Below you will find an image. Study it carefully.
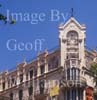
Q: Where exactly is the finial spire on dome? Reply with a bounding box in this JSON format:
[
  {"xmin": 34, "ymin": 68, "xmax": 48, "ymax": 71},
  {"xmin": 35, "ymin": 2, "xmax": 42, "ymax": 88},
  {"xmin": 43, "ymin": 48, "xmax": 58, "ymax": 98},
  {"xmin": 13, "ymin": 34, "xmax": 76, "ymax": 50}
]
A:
[{"xmin": 71, "ymin": 8, "xmax": 74, "ymax": 17}]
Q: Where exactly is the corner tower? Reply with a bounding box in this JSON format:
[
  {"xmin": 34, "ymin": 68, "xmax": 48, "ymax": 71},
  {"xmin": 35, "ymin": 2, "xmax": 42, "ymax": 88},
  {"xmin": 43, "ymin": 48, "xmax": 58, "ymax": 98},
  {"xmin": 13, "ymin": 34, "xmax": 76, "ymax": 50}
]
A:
[
  {"xmin": 59, "ymin": 17, "xmax": 86, "ymax": 69},
  {"xmin": 59, "ymin": 17, "xmax": 87, "ymax": 100}
]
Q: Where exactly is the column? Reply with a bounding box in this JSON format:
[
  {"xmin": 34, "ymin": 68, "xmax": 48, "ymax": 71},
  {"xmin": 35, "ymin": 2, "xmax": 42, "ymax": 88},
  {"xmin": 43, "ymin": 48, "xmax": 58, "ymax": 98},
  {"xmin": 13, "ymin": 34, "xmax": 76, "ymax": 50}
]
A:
[
  {"xmin": 0, "ymin": 77, "xmax": 2, "ymax": 91},
  {"xmin": 70, "ymin": 68, "xmax": 72, "ymax": 80},
  {"xmin": 60, "ymin": 39, "xmax": 66, "ymax": 67},
  {"xmin": 70, "ymin": 59, "xmax": 72, "ymax": 68},
  {"xmin": 81, "ymin": 40, "xmax": 85, "ymax": 67},
  {"xmin": 23, "ymin": 68, "xmax": 26, "ymax": 82},
  {"xmin": 79, "ymin": 40, "xmax": 81, "ymax": 61},
  {"xmin": 5, "ymin": 78, "xmax": 8, "ymax": 89},
  {"xmin": 45, "ymin": 58, "xmax": 48, "ymax": 73},
  {"xmin": 65, "ymin": 69, "xmax": 67, "ymax": 80},
  {"xmin": 28, "ymin": 72, "xmax": 30, "ymax": 81},
  {"xmin": 17, "ymin": 68, "xmax": 20, "ymax": 85},
  {"xmin": 37, "ymin": 58, "xmax": 40, "ymax": 77},
  {"xmin": 83, "ymin": 90, "xmax": 86, "ymax": 100}
]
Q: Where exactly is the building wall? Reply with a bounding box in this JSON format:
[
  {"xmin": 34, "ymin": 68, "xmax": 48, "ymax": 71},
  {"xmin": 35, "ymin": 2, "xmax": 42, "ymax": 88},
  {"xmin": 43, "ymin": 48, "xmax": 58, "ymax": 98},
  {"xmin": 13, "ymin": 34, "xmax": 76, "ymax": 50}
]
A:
[{"xmin": 0, "ymin": 17, "xmax": 97, "ymax": 100}]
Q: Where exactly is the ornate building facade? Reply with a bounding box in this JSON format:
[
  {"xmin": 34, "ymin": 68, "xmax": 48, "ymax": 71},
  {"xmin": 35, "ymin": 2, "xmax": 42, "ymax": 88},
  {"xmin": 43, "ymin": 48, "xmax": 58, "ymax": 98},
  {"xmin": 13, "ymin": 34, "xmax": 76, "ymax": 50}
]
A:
[{"xmin": 0, "ymin": 17, "xmax": 97, "ymax": 100}]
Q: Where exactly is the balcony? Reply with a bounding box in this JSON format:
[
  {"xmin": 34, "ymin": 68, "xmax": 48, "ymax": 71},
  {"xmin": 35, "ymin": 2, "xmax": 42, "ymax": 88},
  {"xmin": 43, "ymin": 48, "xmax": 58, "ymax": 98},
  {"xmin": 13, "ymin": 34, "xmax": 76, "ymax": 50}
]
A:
[
  {"xmin": 60, "ymin": 76, "xmax": 87, "ymax": 88},
  {"xmin": 65, "ymin": 58, "xmax": 80, "ymax": 68}
]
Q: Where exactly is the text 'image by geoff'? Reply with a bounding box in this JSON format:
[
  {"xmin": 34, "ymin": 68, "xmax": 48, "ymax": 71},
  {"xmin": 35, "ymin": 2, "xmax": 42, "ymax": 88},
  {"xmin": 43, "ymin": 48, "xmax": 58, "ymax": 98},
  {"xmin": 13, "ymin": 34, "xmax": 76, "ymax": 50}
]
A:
[{"xmin": 0, "ymin": 0, "xmax": 97, "ymax": 100}]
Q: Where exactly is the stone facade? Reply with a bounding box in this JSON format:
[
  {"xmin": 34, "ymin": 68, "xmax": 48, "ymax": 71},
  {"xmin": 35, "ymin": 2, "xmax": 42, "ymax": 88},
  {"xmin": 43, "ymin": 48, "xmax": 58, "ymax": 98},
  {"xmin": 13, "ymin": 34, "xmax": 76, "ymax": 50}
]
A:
[{"xmin": 0, "ymin": 17, "xmax": 97, "ymax": 100}]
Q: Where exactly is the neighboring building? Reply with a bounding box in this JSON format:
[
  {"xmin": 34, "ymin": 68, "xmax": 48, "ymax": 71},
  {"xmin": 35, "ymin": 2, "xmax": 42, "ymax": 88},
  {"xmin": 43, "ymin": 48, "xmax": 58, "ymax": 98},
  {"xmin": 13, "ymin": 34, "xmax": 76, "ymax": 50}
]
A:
[{"xmin": 0, "ymin": 16, "xmax": 97, "ymax": 100}]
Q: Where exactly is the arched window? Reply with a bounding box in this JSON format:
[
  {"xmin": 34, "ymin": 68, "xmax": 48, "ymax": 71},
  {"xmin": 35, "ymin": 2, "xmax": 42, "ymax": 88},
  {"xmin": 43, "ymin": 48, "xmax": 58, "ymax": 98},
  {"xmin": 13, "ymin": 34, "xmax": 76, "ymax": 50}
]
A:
[
  {"xmin": 67, "ymin": 31, "xmax": 78, "ymax": 40},
  {"xmin": 48, "ymin": 56, "xmax": 59, "ymax": 71},
  {"xmin": 67, "ymin": 31, "xmax": 78, "ymax": 45}
]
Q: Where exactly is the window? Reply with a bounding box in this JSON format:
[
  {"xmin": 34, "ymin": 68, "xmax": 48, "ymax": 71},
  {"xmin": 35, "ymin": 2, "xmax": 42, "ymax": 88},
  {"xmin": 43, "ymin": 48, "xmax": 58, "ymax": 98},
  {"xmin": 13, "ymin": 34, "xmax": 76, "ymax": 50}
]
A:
[
  {"xmin": 26, "ymin": 73, "xmax": 28, "ymax": 80},
  {"xmin": 67, "ymin": 31, "xmax": 78, "ymax": 45},
  {"xmin": 11, "ymin": 78, "xmax": 16, "ymax": 86},
  {"xmin": 72, "ymin": 89, "xmax": 76, "ymax": 100},
  {"xmin": 12, "ymin": 78, "xmax": 14, "ymax": 83},
  {"xmin": 67, "ymin": 53, "xmax": 79, "ymax": 59},
  {"xmin": 19, "ymin": 90, "xmax": 23, "ymax": 100},
  {"xmin": 48, "ymin": 61, "xmax": 52, "ymax": 71},
  {"xmin": 78, "ymin": 89, "xmax": 81, "ymax": 100},
  {"xmin": 8, "ymin": 79, "xmax": 10, "ymax": 88},
  {"xmin": 34, "ymin": 68, "xmax": 37, "ymax": 77},
  {"xmin": 48, "ymin": 56, "xmax": 59, "ymax": 71},
  {"xmin": 20, "ymin": 74, "xmax": 23, "ymax": 83},
  {"xmin": 28, "ymin": 86, "xmax": 33, "ymax": 96},
  {"xmin": 40, "ymin": 65, "xmax": 45, "ymax": 75},
  {"xmin": 30, "ymin": 70, "xmax": 33, "ymax": 79},
  {"xmin": 67, "ymin": 90, "xmax": 70, "ymax": 100},
  {"xmin": 67, "ymin": 69, "xmax": 70, "ymax": 80},
  {"xmin": 10, "ymin": 93, "xmax": 13, "ymax": 100},
  {"xmin": 2, "ymin": 82, "xmax": 5, "ymax": 90},
  {"xmin": 39, "ymin": 80, "xmax": 45, "ymax": 94},
  {"xmin": 72, "ymin": 68, "xmax": 76, "ymax": 80},
  {"xmin": 80, "ymin": 89, "xmax": 83, "ymax": 100}
]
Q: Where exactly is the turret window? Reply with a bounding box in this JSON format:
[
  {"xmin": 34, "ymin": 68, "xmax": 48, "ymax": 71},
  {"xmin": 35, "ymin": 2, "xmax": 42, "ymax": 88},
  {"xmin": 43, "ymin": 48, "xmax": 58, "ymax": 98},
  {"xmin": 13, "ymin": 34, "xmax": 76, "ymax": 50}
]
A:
[{"xmin": 67, "ymin": 31, "xmax": 78, "ymax": 45}]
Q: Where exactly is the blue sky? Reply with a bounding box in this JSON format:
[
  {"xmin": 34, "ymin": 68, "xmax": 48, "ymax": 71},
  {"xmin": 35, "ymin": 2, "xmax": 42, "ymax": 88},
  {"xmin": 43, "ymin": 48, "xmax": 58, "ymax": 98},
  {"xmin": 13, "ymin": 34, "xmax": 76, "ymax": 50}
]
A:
[{"xmin": 0, "ymin": 0, "xmax": 97, "ymax": 72}]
